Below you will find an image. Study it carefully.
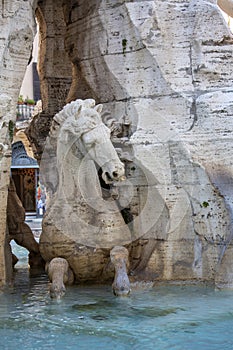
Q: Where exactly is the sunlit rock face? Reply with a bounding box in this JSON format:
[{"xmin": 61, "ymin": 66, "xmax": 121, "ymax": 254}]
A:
[
  {"xmin": 2, "ymin": 0, "xmax": 233, "ymax": 288},
  {"xmin": 0, "ymin": 0, "xmax": 37, "ymax": 285},
  {"xmin": 26, "ymin": 0, "xmax": 72, "ymax": 159},
  {"xmin": 61, "ymin": 0, "xmax": 233, "ymax": 287}
]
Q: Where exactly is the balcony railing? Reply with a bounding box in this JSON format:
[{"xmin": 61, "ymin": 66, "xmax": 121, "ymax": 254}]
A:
[{"xmin": 16, "ymin": 103, "xmax": 35, "ymax": 121}]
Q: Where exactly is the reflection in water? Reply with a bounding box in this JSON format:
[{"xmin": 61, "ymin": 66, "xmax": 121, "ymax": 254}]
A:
[{"xmin": 2, "ymin": 245, "xmax": 233, "ymax": 349}]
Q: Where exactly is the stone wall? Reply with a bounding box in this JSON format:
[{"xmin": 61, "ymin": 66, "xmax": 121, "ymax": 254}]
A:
[
  {"xmin": 0, "ymin": 0, "xmax": 37, "ymax": 286},
  {"xmin": 26, "ymin": 0, "xmax": 72, "ymax": 159},
  {"xmin": 1, "ymin": 0, "xmax": 233, "ymax": 288},
  {"xmin": 59, "ymin": 0, "xmax": 233, "ymax": 287}
]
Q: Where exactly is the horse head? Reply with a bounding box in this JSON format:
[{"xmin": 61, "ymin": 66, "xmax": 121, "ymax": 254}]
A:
[{"xmin": 72, "ymin": 103, "xmax": 125, "ymax": 184}]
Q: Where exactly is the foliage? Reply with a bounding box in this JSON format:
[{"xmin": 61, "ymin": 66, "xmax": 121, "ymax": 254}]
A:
[
  {"xmin": 24, "ymin": 98, "xmax": 35, "ymax": 105},
  {"xmin": 18, "ymin": 95, "xmax": 35, "ymax": 105},
  {"xmin": 202, "ymin": 201, "xmax": 209, "ymax": 208},
  {"xmin": 18, "ymin": 95, "xmax": 24, "ymax": 104}
]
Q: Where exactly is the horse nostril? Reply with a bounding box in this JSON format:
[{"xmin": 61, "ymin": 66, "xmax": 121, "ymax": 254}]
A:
[
  {"xmin": 105, "ymin": 172, "xmax": 112, "ymax": 181},
  {"xmin": 113, "ymin": 171, "xmax": 118, "ymax": 178}
]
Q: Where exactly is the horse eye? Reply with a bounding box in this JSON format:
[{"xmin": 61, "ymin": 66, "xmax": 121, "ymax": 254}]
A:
[{"xmin": 82, "ymin": 134, "xmax": 96, "ymax": 147}]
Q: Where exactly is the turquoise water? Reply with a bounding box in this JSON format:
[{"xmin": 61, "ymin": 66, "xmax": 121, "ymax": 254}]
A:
[{"xmin": 1, "ymin": 243, "xmax": 233, "ymax": 350}]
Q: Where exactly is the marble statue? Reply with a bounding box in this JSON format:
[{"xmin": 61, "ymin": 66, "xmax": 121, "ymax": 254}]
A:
[
  {"xmin": 110, "ymin": 246, "xmax": 131, "ymax": 296},
  {"xmin": 2, "ymin": 0, "xmax": 233, "ymax": 291},
  {"xmin": 46, "ymin": 257, "xmax": 74, "ymax": 299},
  {"xmin": 39, "ymin": 99, "xmax": 133, "ymax": 297}
]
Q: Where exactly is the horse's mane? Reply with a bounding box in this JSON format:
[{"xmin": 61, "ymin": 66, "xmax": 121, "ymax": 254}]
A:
[
  {"xmin": 40, "ymin": 99, "xmax": 97, "ymax": 195},
  {"xmin": 49, "ymin": 99, "xmax": 96, "ymax": 144}
]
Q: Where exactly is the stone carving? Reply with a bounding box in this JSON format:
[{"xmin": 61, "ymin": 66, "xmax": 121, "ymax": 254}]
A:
[
  {"xmin": 0, "ymin": 0, "xmax": 37, "ymax": 285},
  {"xmin": 218, "ymin": 0, "xmax": 233, "ymax": 17},
  {"xmin": 102, "ymin": 113, "xmax": 131, "ymax": 139},
  {"xmin": 40, "ymin": 99, "xmax": 133, "ymax": 297},
  {"xmin": 7, "ymin": 178, "xmax": 44, "ymax": 268},
  {"xmin": 46, "ymin": 257, "xmax": 74, "ymax": 299},
  {"xmin": 110, "ymin": 246, "xmax": 131, "ymax": 296},
  {"xmin": 1, "ymin": 0, "xmax": 233, "ymax": 291},
  {"xmin": 59, "ymin": 0, "xmax": 233, "ymax": 289},
  {"xmin": 0, "ymin": 143, "xmax": 8, "ymax": 153}
]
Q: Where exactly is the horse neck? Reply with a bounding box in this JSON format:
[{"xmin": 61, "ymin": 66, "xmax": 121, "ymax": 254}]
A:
[{"xmin": 56, "ymin": 138, "xmax": 103, "ymax": 204}]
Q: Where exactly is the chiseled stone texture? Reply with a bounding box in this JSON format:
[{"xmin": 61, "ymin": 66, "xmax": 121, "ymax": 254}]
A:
[
  {"xmin": 2, "ymin": 0, "xmax": 232, "ymax": 288},
  {"xmin": 26, "ymin": 0, "xmax": 72, "ymax": 159},
  {"xmin": 62, "ymin": 0, "xmax": 233, "ymax": 287},
  {"xmin": 0, "ymin": 0, "xmax": 37, "ymax": 286}
]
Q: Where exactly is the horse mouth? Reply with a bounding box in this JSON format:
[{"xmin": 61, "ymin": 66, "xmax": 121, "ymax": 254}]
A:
[
  {"xmin": 102, "ymin": 171, "xmax": 126, "ymax": 184},
  {"xmin": 102, "ymin": 171, "xmax": 114, "ymax": 184}
]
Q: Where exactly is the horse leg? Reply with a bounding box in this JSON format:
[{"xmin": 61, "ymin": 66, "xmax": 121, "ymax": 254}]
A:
[
  {"xmin": 46, "ymin": 257, "xmax": 74, "ymax": 299},
  {"xmin": 110, "ymin": 246, "xmax": 131, "ymax": 296}
]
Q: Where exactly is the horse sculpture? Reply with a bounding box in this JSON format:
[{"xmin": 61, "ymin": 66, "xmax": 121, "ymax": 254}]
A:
[{"xmin": 39, "ymin": 99, "xmax": 132, "ymax": 298}]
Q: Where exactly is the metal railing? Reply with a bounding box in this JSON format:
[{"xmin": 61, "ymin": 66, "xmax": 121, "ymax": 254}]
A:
[{"xmin": 16, "ymin": 103, "xmax": 35, "ymax": 121}]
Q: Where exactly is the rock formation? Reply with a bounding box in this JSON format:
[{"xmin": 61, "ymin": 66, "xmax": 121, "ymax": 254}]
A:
[
  {"xmin": 40, "ymin": 0, "xmax": 233, "ymax": 288},
  {"xmin": 7, "ymin": 178, "xmax": 44, "ymax": 268},
  {"xmin": 26, "ymin": 0, "xmax": 72, "ymax": 159},
  {"xmin": 218, "ymin": 0, "xmax": 233, "ymax": 17},
  {"xmin": 0, "ymin": 0, "xmax": 38, "ymax": 285},
  {"xmin": 1, "ymin": 0, "xmax": 233, "ymax": 290}
]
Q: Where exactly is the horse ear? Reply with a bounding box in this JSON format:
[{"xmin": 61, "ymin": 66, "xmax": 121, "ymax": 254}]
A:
[
  {"xmin": 75, "ymin": 105, "xmax": 82, "ymax": 120},
  {"xmin": 94, "ymin": 104, "xmax": 103, "ymax": 114}
]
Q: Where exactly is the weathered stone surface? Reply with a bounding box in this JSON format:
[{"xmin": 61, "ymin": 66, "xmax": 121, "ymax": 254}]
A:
[
  {"xmin": 0, "ymin": 0, "xmax": 38, "ymax": 286},
  {"xmin": 55, "ymin": 0, "xmax": 233, "ymax": 287},
  {"xmin": 26, "ymin": 0, "xmax": 72, "ymax": 160},
  {"xmin": 7, "ymin": 178, "xmax": 44, "ymax": 268},
  {"xmin": 218, "ymin": 0, "xmax": 233, "ymax": 17},
  {"xmin": 110, "ymin": 246, "xmax": 131, "ymax": 296},
  {"xmin": 39, "ymin": 99, "xmax": 132, "ymax": 285},
  {"xmin": 2, "ymin": 0, "xmax": 233, "ymax": 289},
  {"xmin": 46, "ymin": 257, "xmax": 74, "ymax": 299}
]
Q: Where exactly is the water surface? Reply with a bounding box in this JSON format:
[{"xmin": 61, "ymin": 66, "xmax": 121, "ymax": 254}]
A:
[{"xmin": 1, "ymin": 243, "xmax": 233, "ymax": 350}]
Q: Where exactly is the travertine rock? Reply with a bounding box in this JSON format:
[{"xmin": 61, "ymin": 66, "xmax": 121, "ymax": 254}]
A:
[
  {"xmin": 0, "ymin": 0, "xmax": 38, "ymax": 286},
  {"xmin": 39, "ymin": 99, "xmax": 132, "ymax": 286},
  {"xmin": 1, "ymin": 0, "xmax": 233, "ymax": 289},
  {"xmin": 26, "ymin": 0, "xmax": 72, "ymax": 159},
  {"xmin": 218, "ymin": 0, "xmax": 233, "ymax": 17},
  {"xmin": 110, "ymin": 246, "xmax": 131, "ymax": 296},
  {"xmin": 46, "ymin": 257, "xmax": 74, "ymax": 299},
  {"xmin": 7, "ymin": 178, "xmax": 44, "ymax": 268},
  {"xmin": 59, "ymin": 0, "xmax": 233, "ymax": 287}
]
